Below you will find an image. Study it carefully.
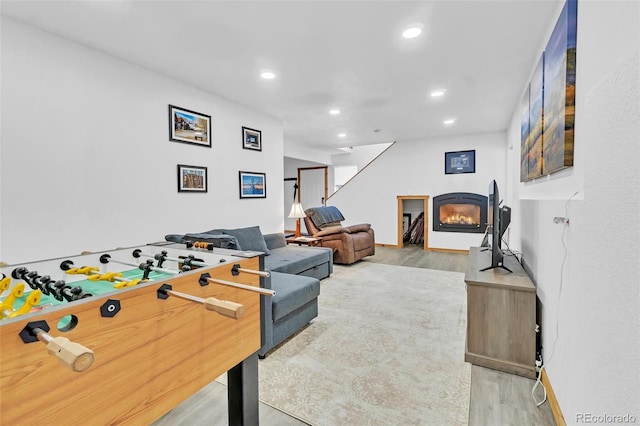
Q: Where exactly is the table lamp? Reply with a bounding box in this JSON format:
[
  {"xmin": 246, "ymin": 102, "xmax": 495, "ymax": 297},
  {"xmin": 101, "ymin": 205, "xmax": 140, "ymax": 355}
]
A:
[{"xmin": 288, "ymin": 202, "xmax": 306, "ymax": 238}]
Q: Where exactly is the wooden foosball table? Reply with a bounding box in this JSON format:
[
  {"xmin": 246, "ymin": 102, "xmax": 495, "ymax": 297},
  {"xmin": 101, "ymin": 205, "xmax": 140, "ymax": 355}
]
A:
[{"xmin": 0, "ymin": 243, "xmax": 271, "ymax": 425}]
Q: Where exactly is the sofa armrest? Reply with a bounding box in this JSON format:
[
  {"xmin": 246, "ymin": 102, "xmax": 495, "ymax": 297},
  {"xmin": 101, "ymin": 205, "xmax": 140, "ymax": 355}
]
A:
[
  {"xmin": 263, "ymin": 233, "xmax": 286, "ymax": 250},
  {"xmin": 259, "ymin": 273, "xmax": 274, "ymax": 356}
]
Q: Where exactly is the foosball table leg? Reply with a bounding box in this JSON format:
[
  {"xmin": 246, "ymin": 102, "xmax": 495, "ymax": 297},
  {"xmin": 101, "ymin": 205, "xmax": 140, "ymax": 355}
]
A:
[{"xmin": 227, "ymin": 352, "xmax": 259, "ymax": 426}]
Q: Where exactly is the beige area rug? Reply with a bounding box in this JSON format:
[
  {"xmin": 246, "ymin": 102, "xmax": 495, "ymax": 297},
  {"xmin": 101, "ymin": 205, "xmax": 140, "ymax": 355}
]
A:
[{"xmin": 258, "ymin": 262, "xmax": 471, "ymax": 425}]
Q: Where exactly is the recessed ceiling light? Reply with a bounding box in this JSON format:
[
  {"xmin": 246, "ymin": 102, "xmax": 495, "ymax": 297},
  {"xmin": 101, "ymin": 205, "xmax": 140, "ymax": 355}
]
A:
[
  {"xmin": 402, "ymin": 24, "xmax": 423, "ymax": 39},
  {"xmin": 430, "ymin": 89, "xmax": 446, "ymax": 98},
  {"xmin": 260, "ymin": 70, "xmax": 276, "ymax": 80},
  {"xmin": 443, "ymin": 118, "xmax": 456, "ymax": 125},
  {"xmin": 338, "ymin": 133, "xmax": 347, "ymax": 138},
  {"xmin": 329, "ymin": 109, "xmax": 341, "ymax": 115},
  {"xmin": 338, "ymin": 147, "xmax": 353, "ymax": 153}
]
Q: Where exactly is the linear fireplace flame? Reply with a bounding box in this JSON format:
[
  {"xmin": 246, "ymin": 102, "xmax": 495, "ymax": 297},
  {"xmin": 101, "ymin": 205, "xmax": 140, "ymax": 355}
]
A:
[
  {"xmin": 433, "ymin": 192, "xmax": 487, "ymax": 233},
  {"xmin": 439, "ymin": 205, "xmax": 481, "ymax": 226}
]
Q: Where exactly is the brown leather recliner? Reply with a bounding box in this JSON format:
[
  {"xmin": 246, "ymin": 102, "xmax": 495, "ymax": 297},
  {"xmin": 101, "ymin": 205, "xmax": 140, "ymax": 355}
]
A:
[{"xmin": 303, "ymin": 206, "xmax": 375, "ymax": 265}]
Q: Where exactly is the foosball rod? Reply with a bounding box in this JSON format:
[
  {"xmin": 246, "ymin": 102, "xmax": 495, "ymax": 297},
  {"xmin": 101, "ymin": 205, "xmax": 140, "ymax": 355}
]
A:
[
  {"xmin": 231, "ymin": 264, "xmax": 271, "ymax": 278},
  {"xmin": 157, "ymin": 284, "xmax": 245, "ymax": 319},
  {"xmin": 132, "ymin": 249, "xmax": 208, "ymax": 268},
  {"xmin": 199, "ymin": 274, "xmax": 275, "ymax": 296},
  {"xmin": 131, "ymin": 250, "xmax": 271, "ymax": 277},
  {"xmin": 99, "ymin": 254, "xmax": 183, "ymax": 276}
]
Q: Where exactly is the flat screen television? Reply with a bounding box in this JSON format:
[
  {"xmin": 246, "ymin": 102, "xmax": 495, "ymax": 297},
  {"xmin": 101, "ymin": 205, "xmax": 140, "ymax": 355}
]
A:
[{"xmin": 480, "ymin": 180, "xmax": 512, "ymax": 273}]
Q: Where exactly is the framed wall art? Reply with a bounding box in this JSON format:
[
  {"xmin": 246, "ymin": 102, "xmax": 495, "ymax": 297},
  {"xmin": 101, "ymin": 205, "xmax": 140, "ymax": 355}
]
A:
[
  {"xmin": 242, "ymin": 127, "xmax": 262, "ymax": 151},
  {"xmin": 169, "ymin": 105, "xmax": 211, "ymax": 148},
  {"xmin": 542, "ymin": 0, "xmax": 577, "ymax": 175},
  {"xmin": 177, "ymin": 164, "xmax": 208, "ymax": 193},
  {"xmin": 519, "ymin": 85, "xmax": 531, "ymax": 182},
  {"xmin": 239, "ymin": 171, "xmax": 266, "ymax": 199},
  {"xmin": 444, "ymin": 150, "xmax": 475, "ymax": 174},
  {"xmin": 527, "ymin": 54, "xmax": 545, "ymax": 180}
]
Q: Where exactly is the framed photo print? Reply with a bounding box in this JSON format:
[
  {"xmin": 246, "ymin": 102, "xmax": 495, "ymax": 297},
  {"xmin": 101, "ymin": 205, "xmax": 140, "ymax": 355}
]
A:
[
  {"xmin": 239, "ymin": 171, "xmax": 266, "ymax": 199},
  {"xmin": 177, "ymin": 164, "xmax": 208, "ymax": 193},
  {"xmin": 242, "ymin": 127, "xmax": 262, "ymax": 151},
  {"xmin": 169, "ymin": 105, "xmax": 211, "ymax": 148},
  {"xmin": 445, "ymin": 150, "xmax": 476, "ymax": 174}
]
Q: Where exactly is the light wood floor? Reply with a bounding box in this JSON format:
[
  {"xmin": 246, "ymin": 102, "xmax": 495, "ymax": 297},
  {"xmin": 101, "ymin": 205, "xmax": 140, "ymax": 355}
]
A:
[
  {"xmin": 368, "ymin": 245, "xmax": 555, "ymax": 426},
  {"xmin": 155, "ymin": 245, "xmax": 555, "ymax": 426}
]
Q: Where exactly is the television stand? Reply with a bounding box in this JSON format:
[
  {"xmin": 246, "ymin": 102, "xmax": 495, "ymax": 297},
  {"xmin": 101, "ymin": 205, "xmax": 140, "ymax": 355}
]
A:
[
  {"xmin": 479, "ymin": 262, "xmax": 513, "ymax": 273},
  {"xmin": 464, "ymin": 247, "xmax": 536, "ymax": 379}
]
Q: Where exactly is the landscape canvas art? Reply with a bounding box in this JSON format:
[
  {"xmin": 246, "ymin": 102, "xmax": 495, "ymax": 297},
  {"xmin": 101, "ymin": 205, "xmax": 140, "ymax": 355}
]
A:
[
  {"xmin": 519, "ymin": 86, "xmax": 530, "ymax": 182},
  {"xmin": 542, "ymin": 0, "xmax": 577, "ymax": 175},
  {"xmin": 527, "ymin": 54, "xmax": 545, "ymax": 180}
]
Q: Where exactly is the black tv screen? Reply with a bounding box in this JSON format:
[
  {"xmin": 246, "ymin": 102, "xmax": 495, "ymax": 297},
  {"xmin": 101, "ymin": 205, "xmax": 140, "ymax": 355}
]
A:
[{"xmin": 445, "ymin": 150, "xmax": 475, "ymax": 174}]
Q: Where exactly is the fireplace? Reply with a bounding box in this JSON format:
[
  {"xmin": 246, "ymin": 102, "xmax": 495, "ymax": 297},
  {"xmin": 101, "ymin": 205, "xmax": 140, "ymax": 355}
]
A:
[{"xmin": 433, "ymin": 192, "xmax": 487, "ymax": 233}]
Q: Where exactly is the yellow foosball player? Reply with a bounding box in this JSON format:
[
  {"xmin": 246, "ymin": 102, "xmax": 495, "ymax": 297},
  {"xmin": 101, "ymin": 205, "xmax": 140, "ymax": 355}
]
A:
[{"xmin": 0, "ymin": 275, "xmax": 42, "ymax": 319}]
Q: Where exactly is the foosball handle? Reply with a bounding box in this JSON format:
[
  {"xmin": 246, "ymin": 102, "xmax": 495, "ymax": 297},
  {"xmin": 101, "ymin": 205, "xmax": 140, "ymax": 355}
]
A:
[
  {"xmin": 204, "ymin": 297, "xmax": 245, "ymax": 320},
  {"xmin": 46, "ymin": 336, "xmax": 95, "ymax": 372}
]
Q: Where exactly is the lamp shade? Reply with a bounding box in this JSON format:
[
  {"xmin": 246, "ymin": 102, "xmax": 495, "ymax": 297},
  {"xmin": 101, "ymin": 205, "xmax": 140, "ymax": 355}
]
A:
[{"xmin": 288, "ymin": 203, "xmax": 306, "ymax": 218}]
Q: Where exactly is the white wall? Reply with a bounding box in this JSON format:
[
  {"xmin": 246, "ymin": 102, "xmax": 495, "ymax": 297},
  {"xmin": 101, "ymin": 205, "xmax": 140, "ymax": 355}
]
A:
[
  {"xmin": 0, "ymin": 17, "xmax": 284, "ymax": 264},
  {"xmin": 330, "ymin": 142, "xmax": 393, "ymax": 170},
  {"xmin": 505, "ymin": 0, "xmax": 639, "ymax": 421},
  {"xmin": 328, "ymin": 132, "xmax": 507, "ymax": 250}
]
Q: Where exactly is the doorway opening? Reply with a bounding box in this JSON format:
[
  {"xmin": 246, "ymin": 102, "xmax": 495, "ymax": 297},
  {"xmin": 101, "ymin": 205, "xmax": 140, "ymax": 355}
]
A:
[{"xmin": 397, "ymin": 195, "xmax": 429, "ymax": 251}]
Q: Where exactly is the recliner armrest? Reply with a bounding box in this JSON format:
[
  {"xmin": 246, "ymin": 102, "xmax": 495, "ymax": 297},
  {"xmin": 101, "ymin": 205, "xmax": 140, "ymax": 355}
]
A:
[
  {"xmin": 345, "ymin": 223, "xmax": 371, "ymax": 233},
  {"xmin": 313, "ymin": 225, "xmax": 350, "ymax": 237}
]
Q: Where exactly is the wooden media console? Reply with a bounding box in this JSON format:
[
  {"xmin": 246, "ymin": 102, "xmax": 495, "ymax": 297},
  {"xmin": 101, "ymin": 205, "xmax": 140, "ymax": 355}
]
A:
[{"xmin": 464, "ymin": 246, "xmax": 537, "ymax": 379}]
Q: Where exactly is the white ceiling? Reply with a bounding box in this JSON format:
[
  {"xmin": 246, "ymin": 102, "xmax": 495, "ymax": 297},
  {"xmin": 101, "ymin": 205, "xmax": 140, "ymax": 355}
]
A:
[{"xmin": 1, "ymin": 0, "xmax": 561, "ymax": 156}]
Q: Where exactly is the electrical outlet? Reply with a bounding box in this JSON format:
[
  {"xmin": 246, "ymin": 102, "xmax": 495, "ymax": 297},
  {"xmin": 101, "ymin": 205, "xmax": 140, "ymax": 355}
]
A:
[{"xmin": 553, "ymin": 217, "xmax": 569, "ymax": 224}]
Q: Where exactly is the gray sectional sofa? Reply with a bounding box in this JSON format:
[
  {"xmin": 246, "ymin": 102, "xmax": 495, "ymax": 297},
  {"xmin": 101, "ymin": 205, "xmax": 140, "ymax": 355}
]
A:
[{"xmin": 165, "ymin": 227, "xmax": 332, "ymax": 357}]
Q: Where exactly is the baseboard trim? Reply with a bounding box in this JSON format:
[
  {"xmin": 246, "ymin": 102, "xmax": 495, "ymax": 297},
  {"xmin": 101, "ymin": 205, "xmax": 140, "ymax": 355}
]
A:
[
  {"xmin": 427, "ymin": 247, "xmax": 470, "ymax": 254},
  {"xmin": 373, "ymin": 244, "xmax": 469, "ymax": 254},
  {"xmin": 542, "ymin": 368, "xmax": 566, "ymax": 426},
  {"xmin": 375, "ymin": 243, "xmax": 400, "ymax": 248}
]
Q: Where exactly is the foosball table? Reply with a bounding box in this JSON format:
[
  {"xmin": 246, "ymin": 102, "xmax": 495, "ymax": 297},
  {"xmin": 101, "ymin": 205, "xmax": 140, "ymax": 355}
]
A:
[{"xmin": 0, "ymin": 243, "xmax": 272, "ymax": 425}]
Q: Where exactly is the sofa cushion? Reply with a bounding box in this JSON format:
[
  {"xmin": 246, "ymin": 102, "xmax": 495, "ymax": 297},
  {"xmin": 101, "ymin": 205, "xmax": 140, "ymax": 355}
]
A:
[
  {"xmin": 269, "ymin": 272, "xmax": 320, "ymax": 322},
  {"xmin": 265, "ymin": 246, "xmax": 331, "ymax": 275},
  {"xmin": 219, "ymin": 226, "xmax": 271, "ymax": 255}
]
